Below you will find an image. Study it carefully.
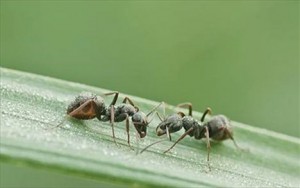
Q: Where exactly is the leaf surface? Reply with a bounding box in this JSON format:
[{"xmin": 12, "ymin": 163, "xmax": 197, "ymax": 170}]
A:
[{"xmin": 1, "ymin": 67, "xmax": 299, "ymax": 187}]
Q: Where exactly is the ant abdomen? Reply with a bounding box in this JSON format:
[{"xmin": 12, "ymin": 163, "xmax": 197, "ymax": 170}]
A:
[
  {"xmin": 66, "ymin": 93, "xmax": 105, "ymax": 120},
  {"xmin": 205, "ymin": 115, "xmax": 233, "ymax": 141}
]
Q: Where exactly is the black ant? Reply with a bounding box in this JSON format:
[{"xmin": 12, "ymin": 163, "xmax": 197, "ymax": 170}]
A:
[
  {"xmin": 141, "ymin": 103, "xmax": 243, "ymax": 162},
  {"xmin": 57, "ymin": 91, "xmax": 162, "ymax": 147}
]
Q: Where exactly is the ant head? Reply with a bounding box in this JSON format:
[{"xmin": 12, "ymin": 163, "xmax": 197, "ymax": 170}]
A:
[
  {"xmin": 132, "ymin": 112, "xmax": 148, "ymax": 138},
  {"xmin": 156, "ymin": 126, "xmax": 165, "ymax": 136},
  {"xmin": 134, "ymin": 124, "xmax": 147, "ymax": 138}
]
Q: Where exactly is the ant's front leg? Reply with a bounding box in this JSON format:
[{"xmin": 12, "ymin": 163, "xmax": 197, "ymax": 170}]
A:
[
  {"xmin": 104, "ymin": 91, "xmax": 119, "ymax": 106},
  {"xmin": 115, "ymin": 113, "xmax": 133, "ymax": 149}
]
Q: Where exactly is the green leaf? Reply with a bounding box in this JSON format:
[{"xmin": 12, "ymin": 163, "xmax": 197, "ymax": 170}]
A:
[{"xmin": 1, "ymin": 67, "xmax": 299, "ymax": 187}]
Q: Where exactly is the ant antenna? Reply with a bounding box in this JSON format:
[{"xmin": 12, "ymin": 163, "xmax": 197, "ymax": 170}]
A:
[
  {"xmin": 146, "ymin": 102, "xmax": 164, "ymax": 117},
  {"xmin": 146, "ymin": 102, "xmax": 165, "ymax": 124}
]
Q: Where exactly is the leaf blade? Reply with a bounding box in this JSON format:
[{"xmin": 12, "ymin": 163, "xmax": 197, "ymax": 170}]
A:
[{"xmin": 1, "ymin": 67, "xmax": 299, "ymax": 187}]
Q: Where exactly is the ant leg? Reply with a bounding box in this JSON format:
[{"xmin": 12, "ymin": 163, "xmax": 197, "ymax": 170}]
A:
[
  {"xmin": 122, "ymin": 97, "xmax": 135, "ymax": 106},
  {"xmin": 204, "ymin": 126, "xmax": 211, "ymax": 162},
  {"xmin": 164, "ymin": 127, "xmax": 194, "ymax": 154},
  {"xmin": 201, "ymin": 107, "xmax": 212, "ymax": 122},
  {"xmin": 177, "ymin": 103, "xmax": 193, "ymax": 116},
  {"xmin": 135, "ymin": 130, "xmax": 141, "ymax": 155},
  {"xmin": 224, "ymin": 128, "xmax": 247, "ymax": 151},
  {"xmin": 104, "ymin": 91, "xmax": 119, "ymax": 106},
  {"xmin": 166, "ymin": 126, "xmax": 172, "ymax": 141},
  {"xmin": 125, "ymin": 114, "xmax": 133, "ymax": 149},
  {"xmin": 123, "ymin": 97, "xmax": 139, "ymax": 111},
  {"xmin": 110, "ymin": 105, "xmax": 117, "ymax": 145}
]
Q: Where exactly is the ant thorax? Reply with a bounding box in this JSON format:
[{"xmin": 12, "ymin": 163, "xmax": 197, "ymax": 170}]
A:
[
  {"xmin": 115, "ymin": 103, "xmax": 137, "ymax": 116},
  {"xmin": 182, "ymin": 116, "xmax": 203, "ymax": 137},
  {"xmin": 156, "ymin": 114, "xmax": 183, "ymax": 136}
]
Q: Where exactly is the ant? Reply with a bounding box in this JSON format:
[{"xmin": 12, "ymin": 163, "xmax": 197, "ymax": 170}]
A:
[
  {"xmin": 57, "ymin": 91, "xmax": 162, "ymax": 148},
  {"xmin": 141, "ymin": 103, "xmax": 243, "ymax": 162}
]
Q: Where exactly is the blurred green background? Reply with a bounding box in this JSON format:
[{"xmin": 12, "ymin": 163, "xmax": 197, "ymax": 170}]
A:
[
  {"xmin": 1, "ymin": 1, "xmax": 299, "ymax": 138},
  {"xmin": 0, "ymin": 1, "xmax": 299, "ymax": 187}
]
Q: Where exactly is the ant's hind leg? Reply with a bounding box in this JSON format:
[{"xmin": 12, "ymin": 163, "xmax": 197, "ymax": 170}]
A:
[
  {"xmin": 114, "ymin": 113, "xmax": 133, "ymax": 149},
  {"xmin": 177, "ymin": 103, "xmax": 193, "ymax": 116},
  {"xmin": 201, "ymin": 108, "xmax": 212, "ymax": 122},
  {"xmin": 224, "ymin": 128, "xmax": 247, "ymax": 152},
  {"xmin": 122, "ymin": 97, "xmax": 135, "ymax": 106}
]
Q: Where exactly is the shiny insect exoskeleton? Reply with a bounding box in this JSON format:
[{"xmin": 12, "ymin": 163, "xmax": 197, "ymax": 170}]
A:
[
  {"xmin": 143, "ymin": 103, "xmax": 242, "ymax": 161},
  {"xmin": 60, "ymin": 91, "xmax": 162, "ymax": 147}
]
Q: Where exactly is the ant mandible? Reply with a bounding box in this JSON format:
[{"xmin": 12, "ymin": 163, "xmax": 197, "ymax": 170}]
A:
[{"xmin": 142, "ymin": 103, "xmax": 243, "ymax": 162}]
